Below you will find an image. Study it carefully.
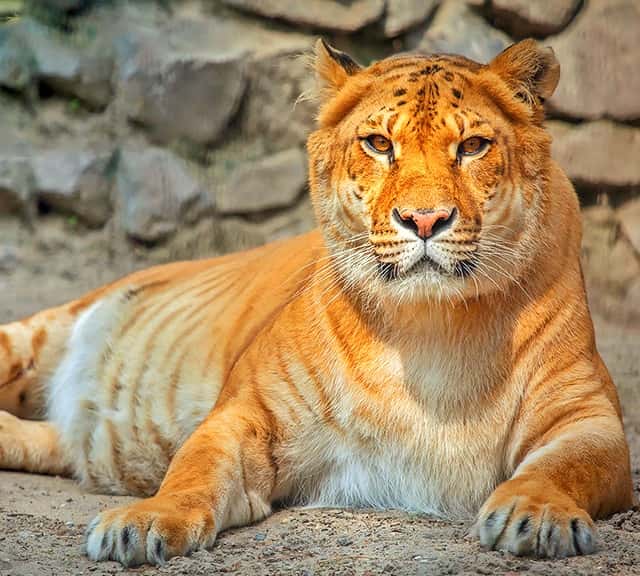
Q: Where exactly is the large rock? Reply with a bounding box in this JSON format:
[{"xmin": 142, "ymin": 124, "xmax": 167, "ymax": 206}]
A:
[
  {"xmin": 618, "ymin": 199, "xmax": 640, "ymax": 256},
  {"xmin": 9, "ymin": 18, "xmax": 113, "ymax": 108},
  {"xmin": 547, "ymin": 0, "xmax": 640, "ymax": 120},
  {"xmin": 606, "ymin": 237, "xmax": 640, "ymax": 293},
  {"xmin": 241, "ymin": 52, "xmax": 316, "ymax": 151},
  {"xmin": 118, "ymin": 48, "xmax": 246, "ymax": 146},
  {"xmin": 115, "ymin": 148, "xmax": 214, "ymax": 242},
  {"xmin": 0, "ymin": 24, "xmax": 36, "ymax": 92},
  {"xmin": 548, "ymin": 121, "xmax": 640, "ymax": 190},
  {"xmin": 221, "ymin": 0, "xmax": 385, "ymax": 33},
  {"xmin": 410, "ymin": 0, "xmax": 511, "ymax": 63},
  {"xmin": 488, "ymin": 0, "xmax": 580, "ymax": 38},
  {"xmin": 217, "ymin": 148, "xmax": 307, "ymax": 214},
  {"xmin": 384, "ymin": 0, "xmax": 438, "ymax": 37},
  {"xmin": 581, "ymin": 204, "xmax": 639, "ymax": 294},
  {"xmin": 0, "ymin": 154, "xmax": 34, "ymax": 219},
  {"xmin": 32, "ymin": 149, "xmax": 115, "ymax": 227},
  {"xmin": 116, "ymin": 13, "xmax": 313, "ymax": 147}
]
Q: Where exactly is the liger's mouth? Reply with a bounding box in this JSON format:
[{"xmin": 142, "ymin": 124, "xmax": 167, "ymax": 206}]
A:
[
  {"xmin": 378, "ymin": 255, "xmax": 476, "ymax": 281},
  {"xmin": 378, "ymin": 255, "xmax": 449, "ymax": 281}
]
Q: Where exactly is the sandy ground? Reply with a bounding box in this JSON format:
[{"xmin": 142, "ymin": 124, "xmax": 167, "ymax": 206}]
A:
[{"xmin": 0, "ymin": 221, "xmax": 639, "ymax": 575}]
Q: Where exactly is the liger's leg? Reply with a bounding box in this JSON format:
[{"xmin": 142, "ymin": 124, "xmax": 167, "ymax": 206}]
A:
[
  {"xmin": 0, "ymin": 309, "xmax": 78, "ymax": 475},
  {"xmin": 473, "ymin": 367, "xmax": 633, "ymax": 557},
  {"xmin": 0, "ymin": 306, "xmax": 80, "ymax": 419},
  {"xmin": 0, "ymin": 410, "xmax": 70, "ymax": 475},
  {"xmin": 85, "ymin": 390, "xmax": 278, "ymax": 566}
]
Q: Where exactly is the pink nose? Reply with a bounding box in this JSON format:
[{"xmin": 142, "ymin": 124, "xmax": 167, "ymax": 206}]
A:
[{"xmin": 396, "ymin": 208, "xmax": 454, "ymax": 239}]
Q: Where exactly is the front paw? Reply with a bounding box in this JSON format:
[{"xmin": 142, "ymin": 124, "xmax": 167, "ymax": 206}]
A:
[
  {"xmin": 85, "ymin": 494, "xmax": 216, "ymax": 566},
  {"xmin": 472, "ymin": 478, "xmax": 596, "ymax": 558}
]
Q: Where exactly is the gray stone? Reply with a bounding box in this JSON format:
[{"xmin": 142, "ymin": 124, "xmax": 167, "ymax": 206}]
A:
[
  {"xmin": 624, "ymin": 276, "xmax": 640, "ymax": 313},
  {"xmin": 489, "ymin": 0, "xmax": 580, "ymax": 37},
  {"xmin": 119, "ymin": 53, "xmax": 246, "ymax": 146},
  {"xmin": 115, "ymin": 17, "xmax": 249, "ymax": 146},
  {"xmin": 384, "ymin": 0, "xmax": 438, "ymax": 37},
  {"xmin": 221, "ymin": 0, "xmax": 385, "ymax": 33},
  {"xmin": 606, "ymin": 237, "xmax": 640, "ymax": 292},
  {"xmin": 16, "ymin": 18, "xmax": 113, "ymax": 108},
  {"xmin": 411, "ymin": 0, "xmax": 511, "ymax": 63},
  {"xmin": 547, "ymin": 0, "xmax": 640, "ymax": 120},
  {"xmin": 241, "ymin": 52, "xmax": 316, "ymax": 150},
  {"xmin": 116, "ymin": 13, "xmax": 313, "ymax": 147},
  {"xmin": 0, "ymin": 25, "xmax": 36, "ymax": 92},
  {"xmin": 547, "ymin": 121, "xmax": 640, "ymax": 190},
  {"xmin": 217, "ymin": 148, "xmax": 307, "ymax": 214},
  {"xmin": 0, "ymin": 153, "xmax": 34, "ymax": 218},
  {"xmin": 618, "ymin": 199, "xmax": 640, "ymax": 256},
  {"xmin": 0, "ymin": 245, "xmax": 19, "ymax": 274},
  {"xmin": 115, "ymin": 148, "xmax": 214, "ymax": 242},
  {"xmin": 32, "ymin": 149, "xmax": 115, "ymax": 227}
]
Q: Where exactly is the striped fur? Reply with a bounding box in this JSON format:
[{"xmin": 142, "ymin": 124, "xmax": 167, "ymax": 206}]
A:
[{"xmin": 0, "ymin": 40, "xmax": 633, "ymax": 565}]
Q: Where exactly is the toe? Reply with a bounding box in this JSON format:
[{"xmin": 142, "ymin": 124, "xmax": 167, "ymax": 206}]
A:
[{"xmin": 116, "ymin": 524, "xmax": 147, "ymax": 567}]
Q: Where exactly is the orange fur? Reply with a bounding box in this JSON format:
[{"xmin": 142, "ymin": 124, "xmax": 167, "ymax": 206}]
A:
[{"xmin": 0, "ymin": 39, "xmax": 633, "ymax": 565}]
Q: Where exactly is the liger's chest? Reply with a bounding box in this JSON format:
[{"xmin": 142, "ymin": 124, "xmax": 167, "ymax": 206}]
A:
[{"xmin": 279, "ymin": 347, "xmax": 518, "ymax": 519}]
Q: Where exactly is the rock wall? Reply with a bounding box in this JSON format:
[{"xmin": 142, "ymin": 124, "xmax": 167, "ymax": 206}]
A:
[{"xmin": 0, "ymin": 0, "xmax": 638, "ymax": 317}]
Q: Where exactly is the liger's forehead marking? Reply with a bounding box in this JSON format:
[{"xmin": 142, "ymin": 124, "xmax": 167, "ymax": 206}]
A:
[{"xmin": 366, "ymin": 57, "xmax": 484, "ymax": 142}]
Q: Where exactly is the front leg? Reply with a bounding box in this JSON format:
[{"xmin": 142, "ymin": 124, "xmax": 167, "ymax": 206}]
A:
[
  {"xmin": 85, "ymin": 395, "xmax": 278, "ymax": 566},
  {"xmin": 474, "ymin": 375, "xmax": 633, "ymax": 558}
]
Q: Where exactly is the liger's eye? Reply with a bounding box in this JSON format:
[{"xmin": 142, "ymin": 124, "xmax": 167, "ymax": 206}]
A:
[
  {"xmin": 457, "ymin": 137, "xmax": 491, "ymax": 158},
  {"xmin": 365, "ymin": 134, "xmax": 393, "ymax": 155}
]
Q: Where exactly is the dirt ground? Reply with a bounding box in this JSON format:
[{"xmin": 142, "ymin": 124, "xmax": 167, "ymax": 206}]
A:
[{"xmin": 0, "ymin": 219, "xmax": 639, "ymax": 576}]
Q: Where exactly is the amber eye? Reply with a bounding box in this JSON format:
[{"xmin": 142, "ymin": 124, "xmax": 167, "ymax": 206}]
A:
[
  {"xmin": 365, "ymin": 134, "xmax": 393, "ymax": 155},
  {"xmin": 457, "ymin": 136, "xmax": 490, "ymax": 158}
]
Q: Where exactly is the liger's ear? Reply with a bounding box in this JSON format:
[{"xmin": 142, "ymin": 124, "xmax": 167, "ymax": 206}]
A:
[
  {"xmin": 314, "ymin": 39, "xmax": 362, "ymax": 98},
  {"xmin": 489, "ymin": 39, "xmax": 560, "ymax": 106}
]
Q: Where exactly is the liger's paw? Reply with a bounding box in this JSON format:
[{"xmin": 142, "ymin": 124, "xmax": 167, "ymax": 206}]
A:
[
  {"xmin": 472, "ymin": 479, "xmax": 597, "ymax": 558},
  {"xmin": 85, "ymin": 494, "xmax": 216, "ymax": 566}
]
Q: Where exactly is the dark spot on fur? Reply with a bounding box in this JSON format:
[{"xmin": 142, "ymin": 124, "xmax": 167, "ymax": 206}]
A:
[
  {"xmin": 155, "ymin": 538, "xmax": 164, "ymax": 560},
  {"xmin": 452, "ymin": 88, "xmax": 462, "ymax": 99},
  {"xmin": 18, "ymin": 391, "xmax": 26, "ymax": 405},
  {"xmin": 517, "ymin": 516, "xmax": 531, "ymax": 535},
  {"xmin": 393, "ymin": 88, "xmax": 407, "ymax": 97},
  {"xmin": 420, "ymin": 64, "xmax": 443, "ymax": 76},
  {"xmin": 444, "ymin": 71, "xmax": 454, "ymax": 82},
  {"xmin": 451, "ymin": 101, "xmax": 459, "ymax": 108},
  {"xmin": 121, "ymin": 526, "xmax": 131, "ymax": 547},
  {"xmin": 396, "ymin": 100, "xmax": 407, "ymax": 106}
]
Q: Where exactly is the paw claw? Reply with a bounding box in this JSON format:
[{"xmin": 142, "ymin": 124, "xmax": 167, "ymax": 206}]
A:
[
  {"xmin": 474, "ymin": 482, "xmax": 597, "ymax": 558},
  {"xmin": 83, "ymin": 497, "xmax": 216, "ymax": 566}
]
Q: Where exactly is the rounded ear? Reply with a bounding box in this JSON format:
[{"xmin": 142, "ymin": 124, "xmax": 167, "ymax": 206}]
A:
[
  {"xmin": 314, "ymin": 39, "xmax": 362, "ymax": 98},
  {"xmin": 489, "ymin": 39, "xmax": 560, "ymax": 106}
]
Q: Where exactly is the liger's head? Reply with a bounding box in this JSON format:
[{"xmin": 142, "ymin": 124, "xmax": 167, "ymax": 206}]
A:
[{"xmin": 307, "ymin": 39, "xmax": 561, "ymax": 304}]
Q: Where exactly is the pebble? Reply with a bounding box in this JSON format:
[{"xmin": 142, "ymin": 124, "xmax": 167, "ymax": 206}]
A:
[{"xmin": 337, "ymin": 536, "xmax": 353, "ymax": 546}]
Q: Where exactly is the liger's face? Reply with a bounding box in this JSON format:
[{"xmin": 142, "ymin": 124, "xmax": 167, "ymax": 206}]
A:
[{"xmin": 308, "ymin": 42, "xmax": 558, "ymax": 303}]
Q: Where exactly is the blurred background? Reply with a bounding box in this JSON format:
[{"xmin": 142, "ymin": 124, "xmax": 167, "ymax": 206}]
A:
[{"xmin": 0, "ymin": 0, "xmax": 638, "ymax": 325}]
